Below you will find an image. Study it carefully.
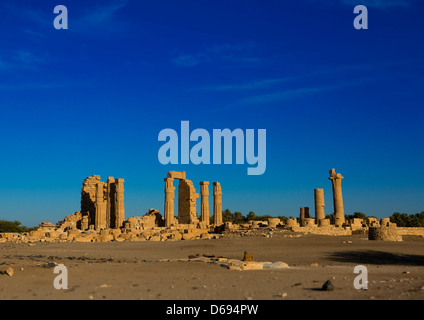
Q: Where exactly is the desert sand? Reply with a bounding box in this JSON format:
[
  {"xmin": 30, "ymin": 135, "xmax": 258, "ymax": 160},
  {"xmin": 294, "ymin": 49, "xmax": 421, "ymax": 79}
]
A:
[{"xmin": 1, "ymin": 232, "xmax": 423, "ymax": 300}]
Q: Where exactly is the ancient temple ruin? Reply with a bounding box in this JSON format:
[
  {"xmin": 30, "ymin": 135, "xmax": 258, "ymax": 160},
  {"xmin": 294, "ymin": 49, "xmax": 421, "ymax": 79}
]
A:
[
  {"xmin": 329, "ymin": 169, "xmax": 345, "ymax": 227},
  {"xmin": 163, "ymin": 171, "xmax": 223, "ymax": 227},
  {"xmin": 314, "ymin": 188, "xmax": 325, "ymax": 223},
  {"xmin": 4, "ymin": 168, "xmax": 424, "ymax": 245},
  {"xmin": 80, "ymin": 175, "xmax": 125, "ymax": 230}
]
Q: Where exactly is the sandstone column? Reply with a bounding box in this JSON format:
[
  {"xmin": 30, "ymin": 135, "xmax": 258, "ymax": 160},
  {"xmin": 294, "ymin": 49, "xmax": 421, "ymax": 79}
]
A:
[
  {"xmin": 95, "ymin": 182, "xmax": 107, "ymax": 230},
  {"xmin": 300, "ymin": 207, "xmax": 306, "ymax": 221},
  {"xmin": 114, "ymin": 178, "xmax": 125, "ymax": 229},
  {"xmin": 299, "ymin": 207, "xmax": 310, "ymax": 226},
  {"xmin": 213, "ymin": 182, "xmax": 223, "ymax": 226},
  {"xmin": 164, "ymin": 177, "xmax": 175, "ymax": 227},
  {"xmin": 106, "ymin": 177, "xmax": 116, "ymax": 229},
  {"xmin": 178, "ymin": 179, "xmax": 199, "ymax": 224},
  {"xmin": 200, "ymin": 182, "xmax": 210, "ymax": 226},
  {"xmin": 329, "ymin": 169, "xmax": 345, "ymax": 227},
  {"xmin": 314, "ymin": 188, "xmax": 325, "ymax": 223},
  {"xmin": 81, "ymin": 175, "xmax": 101, "ymax": 229}
]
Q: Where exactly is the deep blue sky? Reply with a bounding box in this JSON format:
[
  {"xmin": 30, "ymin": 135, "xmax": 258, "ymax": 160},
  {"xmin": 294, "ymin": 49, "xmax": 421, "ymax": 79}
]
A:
[{"xmin": 0, "ymin": 0, "xmax": 423, "ymax": 226}]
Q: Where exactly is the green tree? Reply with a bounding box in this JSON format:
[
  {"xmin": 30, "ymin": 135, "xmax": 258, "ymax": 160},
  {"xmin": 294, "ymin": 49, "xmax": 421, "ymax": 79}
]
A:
[
  {"xmin": 277, "ymin": 216, "xmax": 289, "ymax": 224},
  {"xmin": 222, "ymin": 209, "xmax": 233, "ymax": 223},
  {"xmin": 390, "ymin": 212, "xmax": 424, "ymax": 227},
  {"xmin": 246, "ymin": 211, "xmax": 256, "ymax": 221},
  {"xmin": 0, "ymin": 220, "xmax": 31, "ymax": 233},
  {"xmin": 346, "ymin": 212, "xmax": 368, "ymax": 220},
  {"xmin": 233, "ymin": 211, "xmax": 245, "ymax": 224}
]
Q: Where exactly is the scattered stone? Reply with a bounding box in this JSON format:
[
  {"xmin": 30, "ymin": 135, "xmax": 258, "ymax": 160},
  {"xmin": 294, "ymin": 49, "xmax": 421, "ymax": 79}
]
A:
[
  {"xmin": 243, "ymin": 252, "xmax": 255, "ymax": 262},
  {"xmin": 241, "ymin": 261, "xmax": 263, "ymax": 270},
  {"xmin": 43, "ymin": 262, "xmax": 58, "ymax": 268},
  {"xmin": 4, "ymin": 267, "xmax": 14, "ymax": 277},
  {"xmin": 0, "ymin": 267, "xmax": 14, "ymax": 277},
  {"xmin": 321, "ymin": 280, "xmax": 335, "ymax": 291},
  {"xmin": 262, "ymin": 262, "xmax": 289, "ymax": 269},
  {"xmin": 149, "ymin": 235, "xmax": 161, "ymax": 242}
]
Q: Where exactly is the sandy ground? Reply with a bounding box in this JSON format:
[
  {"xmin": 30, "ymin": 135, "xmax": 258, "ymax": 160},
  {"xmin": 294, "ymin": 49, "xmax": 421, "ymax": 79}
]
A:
[{"xmin": 1, "ymin": 232, "xmax": 424, "ymax": 300}]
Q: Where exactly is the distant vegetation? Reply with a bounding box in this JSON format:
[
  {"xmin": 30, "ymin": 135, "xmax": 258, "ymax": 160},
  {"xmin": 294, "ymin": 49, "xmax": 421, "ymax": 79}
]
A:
[
  {"xmin": 390, "ymin": 212, "xmax": 424, "ymax": 227},
  {"xmin": 212, "ymin": 210, "xmax": 424, "ymax": 228},
  {"xmin": 0, "ymin": 220, "xmax": 35, "ymax": 233},
  {"xmin": 212, "ymin": 209, "xmax": 291, "ymax": 224}
]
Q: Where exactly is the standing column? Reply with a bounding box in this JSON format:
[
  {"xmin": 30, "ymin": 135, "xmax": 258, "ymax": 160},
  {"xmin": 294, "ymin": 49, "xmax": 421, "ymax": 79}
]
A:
[
  {"xmin": 329, "ymin": 169, "xmax": 345, "ymax": 227},
  {"xmin": 213, "ymin": 182, "xmax": 223, "ymax": 226},
  {"xmin": 106, "ymin": 177, "xmax": 116, "ymax": 229},
  {"xmin": 95, "ymin": 182, "xmax": 107, "ymax": 230},
  {"xmin": 200, "ymin": 182, "xmax": 210, "ymax": 226},
  {"xmin": 164, "ymin": 178, "xmax": 175, "ymax": 227},
  {"xmin": 300, "ymin": 207, "xmax": 306, "ymax": 221},
  {"xmin": 114, "ymin": 178, "xmax": 125, "ymax": 229},
  {"xmin": 314, "ymin": 188, "xmax": 325, "ymax": 223},
  {"xmin": 299, "ymin": 207, "xmax": 309, "ymax": 226}
]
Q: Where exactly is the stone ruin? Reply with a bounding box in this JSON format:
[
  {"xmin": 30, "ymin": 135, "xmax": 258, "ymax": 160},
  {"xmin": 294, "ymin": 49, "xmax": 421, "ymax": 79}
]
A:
[
  {"xmin": 0, "ymin": 172, "xmax": 225, "ymax": 243},
  {"xmin": 218, "ymin": 168, "xmax": 423, "ymax": 240},
  {"xmin": 80, "ymin": 175, "xmax": 126, "ymax": 231},
  {"xmin": 163, "ymin": 171, "xmax": 223, "ymax": 229},
  {"xmin": 2, "ymin": 169, "xmax": 424, "ymax": 243}
]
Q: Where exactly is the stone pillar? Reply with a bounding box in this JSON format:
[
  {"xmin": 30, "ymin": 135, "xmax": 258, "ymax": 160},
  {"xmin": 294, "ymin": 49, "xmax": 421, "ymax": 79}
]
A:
[
  {"xmin": 95, "ymin": 182, "xmax": 107, "ymax": 230},
  {"xmin": 200, "ymin": 182, "xmax": 210, "ymax": 226},
  {"xmin": 213, "ymin": 182, "xmax": 223, "ymax": 226},
  {"xmin": 106, "ymin": 177, "xmax": 116, "ymax": 229},
  {"xmin": 299, "ymin": 207, "xmax": 309, "ymax": 226},
  {"xmin": 300, "ymin": 207, "xmax": 306, "ymax": 221},
  {"xmin": 164, "ymin": 178, "xmax": 175, "ymax": 227},
  {"xmin": 178, "ymin": 179, "xmax": 199, "ymax": 224},
  {"xmin": 314, "ymin": 188, "xmax": 325, "ymax": 223},
  {"xmin": 114, "ymin": 178, "xmax": 125, "ymax": 229},
  {"xmin": 81, "ymin": 175, "xmax": 101, "ymax": 229},
  {"xmin": 329, "ymin": 169, "xmax": 345, "ymax": 227}
]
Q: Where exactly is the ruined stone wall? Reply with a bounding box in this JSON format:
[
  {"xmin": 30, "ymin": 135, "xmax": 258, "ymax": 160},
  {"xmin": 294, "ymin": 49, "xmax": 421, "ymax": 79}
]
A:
[
  {"xmin": 178, "ymin": 179, "xmax": 199, "ymax": 224},
  {"xmin": 396, "ymin": 227, "xmax": 424, "ymax": 236},
  {"xmin": 369, "ymin": 226, "xmax": 402, "ymax": 241},
  {"xmin": 80, "ymin": 175, "xmax": 125, "ymax": 231},
  {"xmin": 81, "ymin": 175, "xmax": 101, "ymax": 227}
]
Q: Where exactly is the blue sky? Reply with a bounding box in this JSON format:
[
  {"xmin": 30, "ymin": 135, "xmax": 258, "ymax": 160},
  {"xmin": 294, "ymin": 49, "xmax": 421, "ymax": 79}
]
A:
[{"xmin": 0, "ymin": 0, "xmax": 423, "ymax": 226}]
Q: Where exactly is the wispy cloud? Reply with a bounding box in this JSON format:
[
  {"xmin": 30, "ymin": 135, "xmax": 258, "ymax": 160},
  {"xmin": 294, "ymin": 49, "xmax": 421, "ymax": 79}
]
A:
[
  {"xmin": 308, "ymin": 0, "xmax": 414, "ymax": 8},
  {"xmin": 172, "ymin": 42, "xmax": 261, "ymax": 67},
  {"xmin": 0, "ymin": 82, "xmax": 87, "ymax": 92},
  {"xmin": 73, "ymin": 0, "xmax": 129, "ymax": 31},
  {"xmin": 172, "ymin": 55, "xmax": 204, "ymax": 67},
  {"xmin": 198, "ymin": 62, "xmax": 387, "ymax": 93},
  {"xmin": 200, "ymin": 78, "xmax": 293, "ymax": 92},
  {"xmin": 339, "ymin": 0, "xmax": 413, "ymax": 8},
  {"xmin": 0, "ymin": 50, "xmax": 46, "ymax": 72},
  {"xmin": 0, "ymin": 59, "xmax": 11, "ymax": 70},
  {"xmin": 238, "ymin": 85, "xmax": 340, "ymax": 104},
  {"xmin": 198, "ymin": 61, "xmax": 415, "ymax": 107},
  {"xmin": 0, "ymin": 0, "xmax": 129, "ymax": 34},
  {"xmin": 14, "ymin": 50, "xmax": 43, "ymax": 65}
]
